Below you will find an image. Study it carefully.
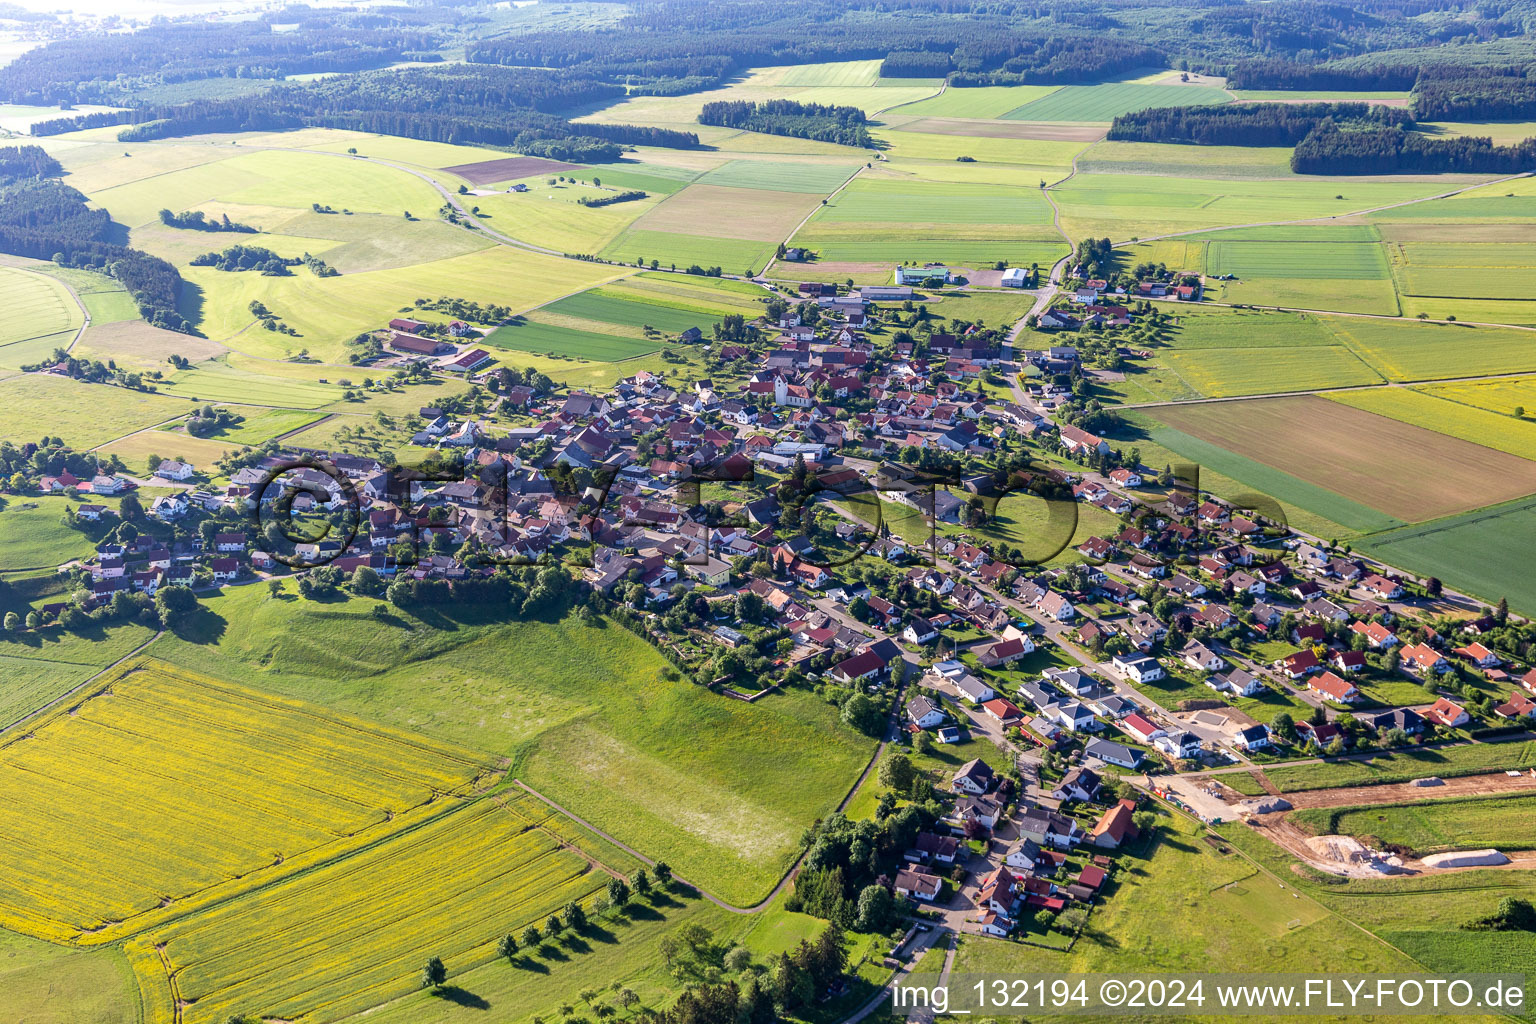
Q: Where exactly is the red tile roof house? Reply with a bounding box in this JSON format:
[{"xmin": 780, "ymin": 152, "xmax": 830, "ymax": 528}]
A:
[
  {"xmin": 1422, "ymin": 697, "xmax": 1471, "ymax": 728},
  {"xmin": 1278, "ymin": 648, "xmax": 1321, "ymax": 678},
  {"xmin": 1121, "ymin": 713, "xmax": 1165, "ymax": 745},
  {"xmin": 1453, "ymin": 641, "xmax": 1502, "ymax": 669},
  {"xmin": 982, "ymin": 697, "xmax": 1024, "ymax": 725},
  {"xmin": 1089, "ymin": 800, "xmax": 1140, "ymax": 849},
  {"xmin": 1308, "ymin": 670, "xmax": 1360, "ymax": 704},
  {"xmin": 1401, "ymin": 642, "xmax": 1450, "ymax": 676}
]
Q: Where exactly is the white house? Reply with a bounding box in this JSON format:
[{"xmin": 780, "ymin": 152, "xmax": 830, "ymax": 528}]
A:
[
  {"xmin": 154, "ymin": 460, "xmax": 194, "ymax": 481},
  {"xmin": 1112, "ymin": 653, "xmax": 1164, "ymax": 684}
]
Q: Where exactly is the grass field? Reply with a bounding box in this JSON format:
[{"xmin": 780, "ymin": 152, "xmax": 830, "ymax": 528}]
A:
[
  {"xmin": 1265, "ymin": 740, "xmax": 1536, "ymax": 793},
  {"xmin": 484, "ymin": 318, "xmax": 662, "ymax": 360},
  {"xmin": 0, "ymin": 494, "xmax": 124, "ymax": 571},
  {"xmin": 1293, "ymin": 793, "xmax": 1536, "ymax": 855},
  {"xmin": 1076, "ymin": 141, "xmax": 1295, "ymax": 179},
  {"xmin": 185, "ymin": 244, "xmax": 622, "ymax": 361},
  {"xmin": 0, "ymin": 375, "xmax": 183, "ymax": 449},
  {"xmin": 790, "ymin": 176, "xmax": 1064, "ymax": 266},
  {"xmin": 1219, "ymin": 821, "xmax": 1536, "ymax": 1017},
  {"xmin": 542, "ymin": 288, "xmax": 733, "ymax": 334},
  {"xmin": 1359, "ymin": 497, "xmax": 1536, "ymax": 615},
  {"xmin": 175, "ymin": 406, "xmax": 326, "ymax": 445},
  {"xmin": 694, "ymin": 159, "xmax": 857, "ymax": 193},
  {"xmin": 148, "ymin": 587, "xmax": 873, "ymax": 905},
  {"xmin": 1149, "ymin": 395, "xmax": 1536, "ymax": 522},
  {"xmin": 468, "ymin": 182, "xmax": 663, "ymax": 255},
  {"xmin": 127, "ymin": 793, "xmax": 607, "ymax": 1024},
  {"xmin": 0, "ymin": 658, "xmax": 496, "ymax": 945},
  {"xmin": 1054, "ymin": 174, "xmax": 1449, "ymax": 241},
  {"xmin": 888, "ymin": 84, "xmax": 1061, "ymax": 119},
  {"xmin": 0, "ymin": 928, "xmax": 139, "ymax": 1024},
  {"xmin": 1002, "ymin": 82, "xmax": 1230, "ymax": 122},
  {"xmin": 155, "ymin": 359, "xmax": 348, "ymax": 408},
  {"xmin": 1205, "ymin": 238, "xmax": 1399, "ymax": 315},
  {"xmin": 0, "ymin": 623, "xmax": 156, "ymax": 728},
  {"xmin": 1159, "ymin": 344, "xmax": 1384, "ymax": 397}
]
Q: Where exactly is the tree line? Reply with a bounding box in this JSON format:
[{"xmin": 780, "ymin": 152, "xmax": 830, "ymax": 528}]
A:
[
  {"xmin": 1225, "ymin": 58, "xmax": 1420, "ymax": 91},
  {"xmin": 1292, "ymin": 121, "xmax": 1536, "ymax": 174},
  {"xmin": 158, "ymin": 209, "xmax": 257, "ymax": 233},
  {"xmin": 698, "ymin": 98, "xmax": 871, "ymax": 147},
  {"xmin": 0, "ymin": 146, "xmax": 189, "ymax": 333},
  {"xmin": 1108, "ymin": 101, "xmax": 1412, "ymax": 147}
]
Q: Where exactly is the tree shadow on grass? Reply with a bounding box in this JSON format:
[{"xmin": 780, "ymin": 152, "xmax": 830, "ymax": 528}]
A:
[
  {"xmin": 516, "ymin": 956, "xmax": 549, "ymax": 974},
  {"xmin": 582, "ymin": 924, "xmax": 621, "ymax": 946},
  {"xmin": 169, "ymin": 604, "xmax": 226, "ymax": 644},
  {"xmin": 622, "ymin": 902, "xmax": 663, "ymax": 922},
  {"xmin": 431, "ymin": 986, "xmax": 490, "ymax": 1009},
  {"xmin": 537, "ymin": 943, "xmax": 570, "ymax": 963}
]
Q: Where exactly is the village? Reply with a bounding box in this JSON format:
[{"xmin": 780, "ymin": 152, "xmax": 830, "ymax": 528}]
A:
[{"xmin": 13, "ymin": 267, "xmax": 1536, "ymax": 947}]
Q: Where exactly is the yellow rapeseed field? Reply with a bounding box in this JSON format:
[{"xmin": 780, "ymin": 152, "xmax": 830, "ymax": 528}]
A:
[
  {"xmin": 0, "ymin": 659, "xmax": 496, "ymax": 945},
  {"xmin": 127, "ymin": 795, "xmax": 608, "ymax": 1024}
]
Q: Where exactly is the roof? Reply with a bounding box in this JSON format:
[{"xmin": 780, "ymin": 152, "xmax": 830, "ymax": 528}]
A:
[
  {"xmin": 1090, "ymin": 800, "xmax": 1138, "ymax": 844},
  {"xmin": 953, "ymin": 758, "xmax": 995, "ymax": 787}
]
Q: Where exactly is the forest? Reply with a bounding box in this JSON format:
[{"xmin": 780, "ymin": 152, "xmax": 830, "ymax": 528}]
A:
[
  {"xmin": 0, "ymin": 15, "xmax": 442, "ymax": 105},
  {"xmin": 0, "ymin": 146, "xmax": 189, "ymax": 333},
  {"xmin": 1292, "ymin": 122, "xmax": 1536, "ymax": 174},
  {"xmin": 1412, "ymin": 66, "xmax": 1536, "ymax": 120},
  {"xmin": 698, "ymin": 99, "xmax": 871, "ymax": 147},
  {"xmin": 33, "ymin": 65, "xmax": 698, "ymax": 161},
  {"xmin": 1108, "ymin": 101, "xmax": 1413, "ymax": 147}
]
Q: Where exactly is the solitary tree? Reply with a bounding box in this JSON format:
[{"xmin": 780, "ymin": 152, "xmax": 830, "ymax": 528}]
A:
[
  {"xmin": 653, "ymin": 861, "xmax": 672, "ymax": 887},
  {"xmin": 496, "ymin": 933, "xmax": 518, "ymax": 961},
  {"xmin": 565, "ymin": 900, "xmax": 588, "ymax": 932},
  {"xmin": 633, "ymin": 868, "xmax": 650, "ymax": 896},
  {"xmin": 607, "ymin": 876, "xmax": 631, "ymax": 907},
  {"xmin": 544, "ymin": 913, "xmax": 563, "ymax": 940},
  {"xmin": 521, "ymin": 924, "xmax": 543, "ymax": 949},
  {"xmin": 420, "ymin": 956, "xmax": 447, "ymax": 991}
]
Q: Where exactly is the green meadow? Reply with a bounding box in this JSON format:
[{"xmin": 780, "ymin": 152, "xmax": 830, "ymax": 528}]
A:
[
  {"xmin": 484, "ymin": 319, "xmax": 663, "ymax": 361},
  {"xmin": 1359, "ymin": 498, "xmax": 1536, "ymax": 615},
  {"xmin": 1002, "ymin": 82, "xmax": 1230, "ymax": 122},
  {"xmin": 147, "ymin": 586, "xmax": 874, "ymax": 905}
]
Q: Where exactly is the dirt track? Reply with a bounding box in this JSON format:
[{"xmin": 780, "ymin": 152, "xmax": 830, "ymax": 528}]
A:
[{"xmin": 1230, "ymin": 769, "xmax": 1536, "ymax": 877}]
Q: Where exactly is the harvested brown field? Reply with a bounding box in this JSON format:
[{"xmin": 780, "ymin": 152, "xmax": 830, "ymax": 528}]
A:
[
  {"xmin": 901, "ymin": 117, "xmax": 1107, "ymax": 141},
  {"xmin": 633, "ymin": 184, "xmax": 822, "ymax": 241},
  {"xmin": 440, "ymin": 155, "xmax": 582, "ymax": 185},
  {"xmin": 1152, "ymin": 394, "xmax": 1536, "ymax": 521}
]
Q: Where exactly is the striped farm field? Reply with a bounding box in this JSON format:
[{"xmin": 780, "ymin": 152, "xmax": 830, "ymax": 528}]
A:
[
  {"xmin": 1360, "ymin": 498, "xmax": 1536, "ymax": 615},
  {"xmin": 127, "ymin": 794, "xmax": 607, "ymax": 1024},
  {"xmin": 1001, "ymin": 82, "xmax": 1230, "ymax": 121},
  {"xmin": 0, "ymin": 265, "xmax": 83, "ymax": 349},
  {"xmin": 0, "ymin": 659, "xmax": 496, "ymax": 946},
  {"xmin": 1390, "ymin": 241, "xmax": 1536, "ymax": 299},
  {"xmin": 1318, "ymin": 315, "xmax": 1536, "ymax": 381},
  {"xmin": 484, "ymin": 318, "xmax": 662, "ymax": 361},
  {"xmin": 1327, "ymin": 386, "xmax": 1536, "ymax": 463},
  {"xmin": 543, "ymin": 289, "xmax": 731, "ymax": 333},
  {"xmin": 1148, "ymin": 394, "xmax": 1536, "ymax": 522}
]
